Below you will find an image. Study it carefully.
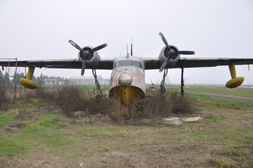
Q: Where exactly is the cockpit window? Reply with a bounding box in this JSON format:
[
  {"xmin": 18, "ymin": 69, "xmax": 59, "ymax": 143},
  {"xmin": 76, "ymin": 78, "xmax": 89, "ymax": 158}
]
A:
[
  {"xmin": 117, "ymin": 61, "xmax": 124, "ymax": 66},
  {"xmin": 115, "ymin": 60, "xmax": 142, "ymax": 68},
  {"xmin": 132, "ymin": 61, "xmax": 141, "ymax": 67}
]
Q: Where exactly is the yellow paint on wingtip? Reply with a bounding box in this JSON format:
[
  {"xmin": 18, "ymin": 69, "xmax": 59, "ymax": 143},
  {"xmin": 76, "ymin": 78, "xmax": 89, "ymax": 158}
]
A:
[
  {"xmin": 81, "ymin": 75, "xmax": 84, "ymax": 76},
  {"xmin": 193, "ymin": 51, "xmax": 195, "ymax": 54},
  {"xmin": 226, "ymin": 77, "xmax": 244, "ymax": 88},
  {"xmin": 68, "ymin": 40, "xmax": 71, "ymax": 42},
  {"xmin": 106, "ymin": 43, "xmax": 108, "ymax": 46},
  {"xmin": 159, "ymin": 70, "xmax": 162, "ymax": 73},
  {"xmin": 159, "ymin": 32, "xmax": 162, "ymax": 35},
  {"xmin": 19, "ymin": 78, "xmax": 38, "ymax": 89}
]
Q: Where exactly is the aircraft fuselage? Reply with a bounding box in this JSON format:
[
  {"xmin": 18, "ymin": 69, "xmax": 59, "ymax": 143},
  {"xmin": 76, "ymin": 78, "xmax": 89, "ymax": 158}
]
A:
[{"xmin": 109, "ymin": 55, "xmax": 146, "ymax": 104}]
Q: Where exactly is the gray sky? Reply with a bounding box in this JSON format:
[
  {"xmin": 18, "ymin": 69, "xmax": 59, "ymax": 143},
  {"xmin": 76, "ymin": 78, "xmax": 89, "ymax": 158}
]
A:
[{"xmin": 1, "ymin": 0, "xmax": 253, "ymax": 85}]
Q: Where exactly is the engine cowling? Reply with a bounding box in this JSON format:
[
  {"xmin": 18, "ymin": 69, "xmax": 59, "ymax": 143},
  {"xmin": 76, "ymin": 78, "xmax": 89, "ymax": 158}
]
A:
[
  {"xmin": 159, "ymin": 45, "xmax": 180, "ymax": 67},
  {"xmin": 78, "ymin": 46, "xmax": 100, "ymax": 68}
]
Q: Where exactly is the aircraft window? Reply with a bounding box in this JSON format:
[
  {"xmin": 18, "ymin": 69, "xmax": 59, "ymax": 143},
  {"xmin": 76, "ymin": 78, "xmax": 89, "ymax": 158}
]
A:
[
  {"xmin": 117, "ymin": 61, "xmax": 124, "ymax": 66},
  {"xmin": 132, "ymin": 61, "xmax": 142, "ymax": 68},
  {"xmin": 124, "ymin": 61, "xmax": 132, "ymax": 66},
  {"xmin": 115, "ymin": 60, "xmax": 142, "ymax": 68}
]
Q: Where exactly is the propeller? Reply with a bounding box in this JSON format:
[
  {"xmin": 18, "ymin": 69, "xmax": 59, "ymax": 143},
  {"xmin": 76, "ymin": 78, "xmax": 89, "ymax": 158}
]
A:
[
  {"xmin": 159, "ymin": 32, "xmax": 195, "ymax": 72},
  {"xmin": 68, "ymin": 40, "xmax": 108, "ymax": 76}
]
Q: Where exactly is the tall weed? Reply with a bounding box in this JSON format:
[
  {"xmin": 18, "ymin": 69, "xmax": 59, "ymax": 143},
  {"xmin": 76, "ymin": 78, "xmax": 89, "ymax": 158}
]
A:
[
  {"xmin": 18, "ymin": 85, "xmax": 194, "ymax": 122},
  {"xmin": 0, "ymin": 87, "xmax": 9, "ymax": 110}
]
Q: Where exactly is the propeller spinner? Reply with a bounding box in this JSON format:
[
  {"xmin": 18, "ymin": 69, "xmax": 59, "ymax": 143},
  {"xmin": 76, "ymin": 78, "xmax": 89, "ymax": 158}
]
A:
[
  {"xmin": 159, "ymin": 32, "xmax": 195, "ymax": 72},
  {"xmin": 68, "ymin": 40, "xmax": 108, "ymax": 76}
]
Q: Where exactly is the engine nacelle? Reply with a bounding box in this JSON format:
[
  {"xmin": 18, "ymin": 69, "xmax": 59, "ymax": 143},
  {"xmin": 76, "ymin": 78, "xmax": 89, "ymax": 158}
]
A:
[
  {"xmin": 159, "ymin": 45, "xmax": 180, "ymax": 67},
  {"xmin": 78, "ymin": 46, "xmax": 100, "ymax": 68}
]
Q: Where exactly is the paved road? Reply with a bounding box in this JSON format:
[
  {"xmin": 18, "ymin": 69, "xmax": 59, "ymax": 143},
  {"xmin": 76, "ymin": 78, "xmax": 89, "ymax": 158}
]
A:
[{"xmin": 187, "ymin": 92, "xmax": 253, "ymax": 101}]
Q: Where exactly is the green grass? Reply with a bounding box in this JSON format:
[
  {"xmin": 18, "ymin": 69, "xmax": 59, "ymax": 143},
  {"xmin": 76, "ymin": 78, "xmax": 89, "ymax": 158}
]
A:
[
  {"xmin": 213, "ymin": 155, "xmax": 234, "ymax": 168},
  {"xmin": 16, "ymin": 98, "xmax": 49, "ymax": 108},
  {"xmin": 0, "ymin": 138, "xmax": 26, "ymax": 157},
  {"xmin": 185, "ymin": 93, "xmax": 253, "ymax": 110},
  {"xmin": 0, "ymin": 109, "xmax": 17, "ymax": 125},
  {"xmin": 0, "ymin": 87, "xmax": 253, "ymax": 167},
  {"xmin": 148, "ymin": 84, "xmax": 253, "ymax": 97},
  {"xmin": 201, "ymin": 114, "xmax": 222, "ymax": 123},
  {"xmin": 184, "ymin": 85, "xmax": 253, "ymax": 97}
]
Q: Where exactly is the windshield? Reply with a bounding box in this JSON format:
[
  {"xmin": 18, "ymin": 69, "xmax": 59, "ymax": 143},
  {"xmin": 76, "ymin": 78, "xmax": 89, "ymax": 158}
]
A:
[{"xmin": 115, "ymin": 60, "xmax": 142, "ymax": 68}]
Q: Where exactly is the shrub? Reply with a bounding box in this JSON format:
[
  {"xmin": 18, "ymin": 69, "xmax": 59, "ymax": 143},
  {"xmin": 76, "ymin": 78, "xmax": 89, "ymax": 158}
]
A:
[
  {"xmin": 54, "ymin": 85, "xmax": 116, "ymax": 117},
  {"xmin": 22, "ymin": 85, "xmax": 194, "ymax": 123},
  {"xmin": 129, "ymin": 92, "xmax": 193, "ymax": 118}
]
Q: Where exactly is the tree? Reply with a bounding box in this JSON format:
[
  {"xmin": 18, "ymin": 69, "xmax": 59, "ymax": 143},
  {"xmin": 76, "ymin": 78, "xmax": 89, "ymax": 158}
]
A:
[
  {"xmin": 11, "ymin": 72, "xmax": 25, "ymax": 85},
  {"xmin": 0, "ymin": 70, "xmax": 3, "ymax": 87},
  {"xmin": 4, "ymin": 72, "xmax": 11, "ymax": 86}
]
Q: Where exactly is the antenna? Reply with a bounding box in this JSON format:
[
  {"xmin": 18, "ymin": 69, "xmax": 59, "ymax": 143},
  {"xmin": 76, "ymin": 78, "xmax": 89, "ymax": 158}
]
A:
[
  {"xmin": 126, "ymin": 43, "xmax": 129, "ymax": 55},
  {"xmin": 130, "ymin": 38, "xmax": 133, "ymax": 56}
]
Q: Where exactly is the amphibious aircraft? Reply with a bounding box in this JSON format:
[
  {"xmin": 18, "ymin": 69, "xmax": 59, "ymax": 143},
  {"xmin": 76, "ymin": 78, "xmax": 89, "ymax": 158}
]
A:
[{"xmin": 1, "ymin": 32, "xmax": 253, "ymax": 104}]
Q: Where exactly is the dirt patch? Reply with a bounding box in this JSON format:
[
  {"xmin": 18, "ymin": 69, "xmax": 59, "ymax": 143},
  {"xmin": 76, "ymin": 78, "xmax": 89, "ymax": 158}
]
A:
[
  {"xmin": 2, "ymin": 122, "xmax": 26, "ymax": 133},
  {"xmin": 13, "ymin": 109, "xmax": 38, "ymax": 122}
]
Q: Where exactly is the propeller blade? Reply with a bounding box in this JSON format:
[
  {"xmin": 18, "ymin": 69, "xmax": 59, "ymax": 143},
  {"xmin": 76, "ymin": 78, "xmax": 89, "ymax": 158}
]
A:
[
  {"xmin": 81, "ymin": 57, "xmax": 86, "ymax": 76},
  {"xmin": 159, "ymin": 32, "xmax": 171, "ymax": 73},
  {"xmin": 177, "ymin": 51, "xmax": 195, "ymax": 55},
  {"xmin": 92, "ymin": 43, "xmax": 108, "ymax": 52},
  {"xmin": 159, "ymin": 57, "xmax": 169, "ymax": 73},
  {"xmin": 159, "ymin": 32, "xmax": 170, "ymax": 50},
  {"xmin": 68, "ymin": 40, "xmax": 82, "ymax": 51}
]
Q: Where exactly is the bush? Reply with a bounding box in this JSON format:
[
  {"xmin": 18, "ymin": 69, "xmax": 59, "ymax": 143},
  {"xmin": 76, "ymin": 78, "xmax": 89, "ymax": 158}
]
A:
[
  {"xmin": 21, "ymin": 85, "xmax": 194, "ymax": 123},
  {"xmin": 129, "ymin": 92, "xmax": 193, "ymax": 118},
  {"xmin": 33, "ymin": 87, "xmax": 56, "ymax": 101},
  {"xmin": 54, "ymin": 85, "xmax": 116, "ymax": 117}
]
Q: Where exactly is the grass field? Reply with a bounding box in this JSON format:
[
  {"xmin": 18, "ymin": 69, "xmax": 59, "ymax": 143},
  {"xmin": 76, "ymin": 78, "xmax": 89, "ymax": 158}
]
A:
[
  {"xmin": 0, "ymin": 86, "xmax": 253, "ymax": 167},
  {"xmin": 184, "ymin": 85, "xmax": 253, "ymax": 98},
  {"xmin": 160, "ymin": 84, "xmax": 253, "ymax": 98}
]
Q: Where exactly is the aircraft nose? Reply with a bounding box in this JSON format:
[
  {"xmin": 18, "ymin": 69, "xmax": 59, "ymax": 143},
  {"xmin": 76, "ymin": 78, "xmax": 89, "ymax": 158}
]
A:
[{"xmin": 118, "ymin": 73, "xmax": 132, "ymax": 87}]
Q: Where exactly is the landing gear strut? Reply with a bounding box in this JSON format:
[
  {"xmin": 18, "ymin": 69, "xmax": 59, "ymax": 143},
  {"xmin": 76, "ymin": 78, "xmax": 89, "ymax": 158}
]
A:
[
  {"xmin": 159, "ymin": 69, "xmax": 168, "ymax": 94},
  {"xmin": 158, "ymin": 65, "xmax": 185, "ymax": 96},
  {"xmin": 180, "ymin": 63, "xmax": 184, "ymax": 96},
  {"xmin": 92, "ymin": 69, "xmax": 103, "ymax": 97}
]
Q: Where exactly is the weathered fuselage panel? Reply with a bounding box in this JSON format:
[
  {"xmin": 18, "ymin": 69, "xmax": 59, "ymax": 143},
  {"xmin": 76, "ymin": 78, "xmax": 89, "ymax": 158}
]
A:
[{"xmin": 109, "ymin": 56, "xmax": 146, "ymax": 104}]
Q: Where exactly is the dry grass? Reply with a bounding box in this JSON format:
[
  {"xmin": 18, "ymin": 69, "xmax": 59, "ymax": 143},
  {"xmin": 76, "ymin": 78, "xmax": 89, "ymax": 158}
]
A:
[
  {"xmin": 2, "ymin": 122, "xmax": 26, "ymax": 133},
  {"xmin": 49, "ymin": 86, "xmax": 194, "ymax": 123},
  {"xmin": 13, "ymin": 109, "xmax": 38, "ymax": 122},
  {"xmin": 54, "ymin": 86, "xmax": 116, "ymax": 117},
  {"xmin": 133, "ymin": 92, "xmax": 193, "ymax": 118},
  {"xmin": 0, "ymin": 87, "xmax": 9, "ymax": 110},
  {"xmin": 1, "ymin": 87, "xmax": 253, "ymax": 167},
  {"xmin": 15, "ymin": 85, "xmax": 194, "ymax": 123}
]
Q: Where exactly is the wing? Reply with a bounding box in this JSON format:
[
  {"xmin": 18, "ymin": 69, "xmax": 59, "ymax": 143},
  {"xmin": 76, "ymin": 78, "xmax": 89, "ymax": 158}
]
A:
[
  {"xmin": 0, "ymin": 58, "xmax": 115, "ymax": 70},
  {"xmin": 144, "ymin": 57, "xmax": 253, "ymax": 69}
]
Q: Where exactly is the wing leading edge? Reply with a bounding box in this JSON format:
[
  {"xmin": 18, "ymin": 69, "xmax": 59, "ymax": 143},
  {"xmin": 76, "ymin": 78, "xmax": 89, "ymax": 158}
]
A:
[
  {"xmin": 144, "ymin": 57, "xmax": 253, "ymax": 69},
  {"xmin": 0, "ymin": 58, "xmax": 115, "ymax": 70},
  {"xmin": 1, "ymin": 57, "xmax": 253, "ymax": 70}
]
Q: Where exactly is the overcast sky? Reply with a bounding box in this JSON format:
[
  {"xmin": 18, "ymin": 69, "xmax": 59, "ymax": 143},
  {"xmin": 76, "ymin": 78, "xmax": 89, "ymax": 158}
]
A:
[{"xmin": 0, "ymin": 0, "xmax": 253, "ymax": 85}]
